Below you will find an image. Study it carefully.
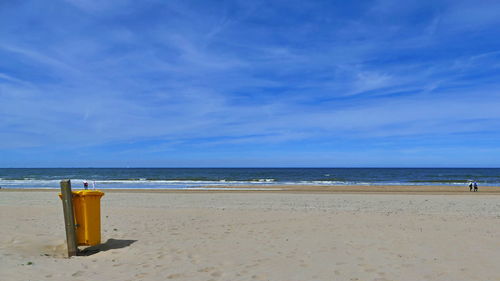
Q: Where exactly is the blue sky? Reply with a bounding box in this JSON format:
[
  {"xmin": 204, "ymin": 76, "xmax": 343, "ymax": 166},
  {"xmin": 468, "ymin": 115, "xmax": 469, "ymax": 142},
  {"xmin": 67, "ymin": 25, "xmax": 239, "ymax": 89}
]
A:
[{"xmin": 1, "ymin": 0, "xmax": 500, "ymax": 167}]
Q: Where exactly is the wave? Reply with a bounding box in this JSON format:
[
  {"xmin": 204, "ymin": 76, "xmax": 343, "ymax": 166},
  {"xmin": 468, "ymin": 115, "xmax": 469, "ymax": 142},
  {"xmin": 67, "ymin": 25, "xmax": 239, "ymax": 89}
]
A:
[
  {"xmin": 1, "ymin": 178, "xmax": 499, "ymax": 189},
  {"xmin": 408, "ymin": 180, "xmax": 475, "ymax": 183},
  {"xmin": 314, "ymin": 177, "xmax": 347, "ymax": 181},
  {"xmin": 96, "ymin": 178, "xmax": 277, "ymax": 183},
  {"xmin": 0, "ymin": 177, "xmax": 39, "ymax": 180}
]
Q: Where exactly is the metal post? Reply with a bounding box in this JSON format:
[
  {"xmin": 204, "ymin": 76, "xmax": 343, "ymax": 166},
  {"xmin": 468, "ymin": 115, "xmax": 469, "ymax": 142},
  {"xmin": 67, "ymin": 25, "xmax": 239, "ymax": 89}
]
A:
[{"xmin": 60, "ymin": 180, "xmax": 78, "ymax": 257}]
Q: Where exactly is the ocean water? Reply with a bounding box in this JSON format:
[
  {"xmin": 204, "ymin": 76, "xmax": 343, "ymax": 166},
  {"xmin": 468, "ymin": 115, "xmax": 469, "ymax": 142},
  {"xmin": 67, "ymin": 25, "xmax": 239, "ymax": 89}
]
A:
[{"xmin": 0, "ymin": 168, "xmax": 499, "ymax": 189}]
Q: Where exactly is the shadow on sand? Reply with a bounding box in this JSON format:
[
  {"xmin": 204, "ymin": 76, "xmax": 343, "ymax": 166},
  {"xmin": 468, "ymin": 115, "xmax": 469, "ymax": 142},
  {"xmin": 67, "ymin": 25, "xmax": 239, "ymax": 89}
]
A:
[{"xmin": 78, "ymin": 238, "xmax": 137, "ymax": 256}]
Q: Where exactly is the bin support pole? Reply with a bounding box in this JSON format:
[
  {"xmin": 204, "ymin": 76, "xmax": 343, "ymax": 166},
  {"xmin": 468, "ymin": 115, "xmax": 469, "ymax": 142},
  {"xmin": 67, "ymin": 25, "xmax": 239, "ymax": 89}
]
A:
[{"xmin": 60, "ymin": 180, "xmax": 78, "ymax": 257}]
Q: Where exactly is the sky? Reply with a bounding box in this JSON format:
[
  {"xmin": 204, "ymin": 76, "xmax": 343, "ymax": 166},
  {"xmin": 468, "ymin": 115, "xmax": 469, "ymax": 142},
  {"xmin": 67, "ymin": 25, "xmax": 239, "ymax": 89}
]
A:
[{"xmin": 1, "ymin": 0, "xmax": 500, "ymax": 167}]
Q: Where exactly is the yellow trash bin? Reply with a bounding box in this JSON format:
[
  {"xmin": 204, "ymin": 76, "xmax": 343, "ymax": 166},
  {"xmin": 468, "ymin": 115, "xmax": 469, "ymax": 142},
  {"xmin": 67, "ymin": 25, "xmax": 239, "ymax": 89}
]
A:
[{"xmin": 59, "ymin": 190, "xmax": 105, "ymax": 246}]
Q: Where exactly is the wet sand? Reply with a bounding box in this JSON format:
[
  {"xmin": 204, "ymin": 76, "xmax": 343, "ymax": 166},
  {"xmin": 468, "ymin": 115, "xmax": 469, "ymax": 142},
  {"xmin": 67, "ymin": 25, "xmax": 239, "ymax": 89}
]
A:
[{"xmin": 2, "ymin": 184, "xmax": 500, "ymax": 193}]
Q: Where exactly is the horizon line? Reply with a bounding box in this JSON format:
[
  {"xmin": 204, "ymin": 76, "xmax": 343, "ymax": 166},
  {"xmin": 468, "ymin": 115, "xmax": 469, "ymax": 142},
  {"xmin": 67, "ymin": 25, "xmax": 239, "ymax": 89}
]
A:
[{"xmin": 1, "ymin": 167, "xmax": 500, "ymax": 169}]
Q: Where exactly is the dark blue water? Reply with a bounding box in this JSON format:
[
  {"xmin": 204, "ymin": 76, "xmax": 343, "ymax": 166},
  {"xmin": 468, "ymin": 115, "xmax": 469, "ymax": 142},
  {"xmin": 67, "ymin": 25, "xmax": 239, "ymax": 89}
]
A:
[{"xmin": 0, "ymin": 168, "xmax": 499, "ymax": 189}]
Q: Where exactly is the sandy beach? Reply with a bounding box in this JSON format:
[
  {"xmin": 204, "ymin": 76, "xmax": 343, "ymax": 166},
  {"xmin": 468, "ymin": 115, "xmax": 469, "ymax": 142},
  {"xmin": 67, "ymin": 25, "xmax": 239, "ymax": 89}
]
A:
[{"xmin": 1, "ymin": 188, "xmax": 499, "ymax": 281}]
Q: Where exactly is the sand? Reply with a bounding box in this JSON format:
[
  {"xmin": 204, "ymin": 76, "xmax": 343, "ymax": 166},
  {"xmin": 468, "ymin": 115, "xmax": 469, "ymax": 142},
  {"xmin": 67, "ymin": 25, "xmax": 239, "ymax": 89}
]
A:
[{"xmin": 1, "ymin": 189, "xmax": 499, "ymax": 281}]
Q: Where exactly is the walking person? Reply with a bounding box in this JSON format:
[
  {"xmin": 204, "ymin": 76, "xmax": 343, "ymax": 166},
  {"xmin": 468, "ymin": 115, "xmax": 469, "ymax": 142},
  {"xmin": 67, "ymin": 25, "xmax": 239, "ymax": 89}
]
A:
[
  {"xmin": 469, "ymin": 182, "xmax": 473, "ymax": 192},
  {"xmin": 473, "ymin": 181, "xmax": 478, "ymax": 192}
]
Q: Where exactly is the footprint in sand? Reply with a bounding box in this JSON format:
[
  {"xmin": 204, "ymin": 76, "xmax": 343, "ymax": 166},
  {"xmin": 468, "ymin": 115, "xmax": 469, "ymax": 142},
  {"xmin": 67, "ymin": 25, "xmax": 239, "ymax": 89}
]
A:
[
  {"xmin": 210, "ymin": 271, "xmax": 222, "ymax": 277},
  {"xmin": 364, "ymin": 268, "xmax": 376, "ymax": 272},
  {"xmin": 167, "ymin": 273, "xmax": 184, "ymax": 279},
  {"xmin": 72, "ymin": 270, "xmax": 85, "ymax": 277},
  {"xmin": 198, "ymin": 267, "xmax": 216, "ymax": 273}
]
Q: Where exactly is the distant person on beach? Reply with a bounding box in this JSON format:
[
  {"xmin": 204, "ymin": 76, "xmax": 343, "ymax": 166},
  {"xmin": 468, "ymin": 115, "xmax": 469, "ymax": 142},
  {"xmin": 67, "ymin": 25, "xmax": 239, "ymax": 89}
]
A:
[
  {"xmin": 83, "ymin": 180, "xmax": 89, "ymax": 189},
  {"xmin": 473, "ymin": 181, "xmax": 478, "ymax": 192},
  {"xmin": 469, "ymin": 182, "xmax": 473, "ymax": 192}
]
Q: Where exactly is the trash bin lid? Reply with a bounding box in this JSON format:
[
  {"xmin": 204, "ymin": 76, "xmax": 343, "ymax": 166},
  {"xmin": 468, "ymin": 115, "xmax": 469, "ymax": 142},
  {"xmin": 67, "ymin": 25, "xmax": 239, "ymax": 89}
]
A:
[{"xmin": 73, "ymin": 190, "xmax": 105, "ymax": 197}]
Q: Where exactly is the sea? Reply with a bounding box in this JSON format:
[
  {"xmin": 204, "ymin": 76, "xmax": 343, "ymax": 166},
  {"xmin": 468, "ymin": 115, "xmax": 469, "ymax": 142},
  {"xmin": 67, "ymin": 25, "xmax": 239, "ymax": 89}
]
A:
[{"xmin": 0, "ymin": 168, "xmax": 499, "ymax": 190}]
